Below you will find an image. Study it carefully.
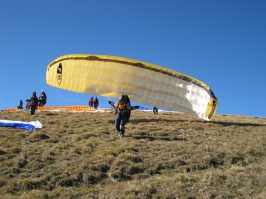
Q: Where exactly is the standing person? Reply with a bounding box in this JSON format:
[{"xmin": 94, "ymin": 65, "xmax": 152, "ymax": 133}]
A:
[
  {"xmin": 39, "ymin": 90, "xmax": 47, "ymax": 106},
  {"xmin": 89, "ymin": 97, "xmax": 94, "ymax": 108},
  {"xmin": 108, "ymin": 95, "xmax": 139, "ymax": 138},
  {"xmin": 94, "ymin": 97, "xmax": 99, "ymax": 109},
  {"xmin": 27, "ymin": 91, "xmax": 39, "ymax": 115},
  {"xmin": 17, "ymin": 99, "xmax": 23, "ymax": 109},
  {"xmin": 25, "ymin": 100, "xmax": 30, "ymax": 109},
  {"xmin": 153, "ymin": 107, "xmax": 158, "ymax": 114}
]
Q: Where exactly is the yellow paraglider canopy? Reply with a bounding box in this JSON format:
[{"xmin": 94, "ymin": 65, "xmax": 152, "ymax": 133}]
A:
[{"xmin": 46, "ymin": 54, "xmax": 218, "ymax": 120}]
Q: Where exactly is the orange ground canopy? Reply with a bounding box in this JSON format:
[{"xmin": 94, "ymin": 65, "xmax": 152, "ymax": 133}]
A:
[{"xmin": 1, "ymin": 106, "xmax": 112, "ymax": 113}]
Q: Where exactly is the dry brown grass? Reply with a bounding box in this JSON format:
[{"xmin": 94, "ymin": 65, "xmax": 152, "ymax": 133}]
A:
[{"xmin": 0, "ymin": 110, "xmax": 266, "ymax": 198}]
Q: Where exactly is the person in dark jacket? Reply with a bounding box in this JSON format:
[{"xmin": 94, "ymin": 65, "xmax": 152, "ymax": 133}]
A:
[
  {"xmin": 108, "ymin": 95, "xmax": 139, "ymax": 138},
  {"xmin": 39, "ymin": 90, "xmax": 47, "ymax": 106},
  {"xmin": 17, "ymin": 99, "xmax": 23, "ymax": 109},
  {"xmin": 26, "ymin": 91, "xmax": 39, "ymax": 115},
  {"xmin": 153, "ymin": 107, "xmax": 158, "ymax": 114},
  {"xmin": 94, "ymin": 97, "xmax": 99, "ymax": 109}
]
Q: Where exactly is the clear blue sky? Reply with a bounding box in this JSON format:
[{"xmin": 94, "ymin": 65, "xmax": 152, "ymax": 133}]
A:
[{"xmin": 1, "ymin": 0, "xmax": 265, "ymax": 118}]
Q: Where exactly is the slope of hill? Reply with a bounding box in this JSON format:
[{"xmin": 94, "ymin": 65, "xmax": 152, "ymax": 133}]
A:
[{"xmin": 0, "ymin": 110, "xmax": 266, "ymax": 198}]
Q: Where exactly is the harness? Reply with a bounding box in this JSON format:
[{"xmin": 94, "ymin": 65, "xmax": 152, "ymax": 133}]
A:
[{"xmin": 117, "ymin": 102, "xmax": 130, "ymax": 117}]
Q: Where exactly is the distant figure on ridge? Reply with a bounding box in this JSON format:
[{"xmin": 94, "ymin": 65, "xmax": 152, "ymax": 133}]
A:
[
  {"xmin": 153, "ymin": 107, "xmax": 158, "ymax": 114},
  {"xmin": 38, "ymin": 90, "xmax": 47, "ymax": 106},
  {"xmin": 89, "ymin": 97, "xmax": 94, "ymax": 107},
  {"xmin": 17, "ymin": 99, "xmax": 23, "ymax": 109},
  {"xmin": 26, "ymin": 91, "xmax": 39, "ymax": 115},
  {"xmin": 25, "ymin": 100, "xmax": 30, "ymax": 109},
  {"xmin": 94, "ymin": 97, "xmax": 99, "ymax": 109}
]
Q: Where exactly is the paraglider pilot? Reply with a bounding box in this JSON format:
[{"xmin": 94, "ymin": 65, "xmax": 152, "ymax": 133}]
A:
[
  {"xmin": 108, "ymin": 95, "xmax": 139, "ymax": 138},
  {"xmin": 26, "ymin": 91, "xmax": 39, "ymax": 115}
]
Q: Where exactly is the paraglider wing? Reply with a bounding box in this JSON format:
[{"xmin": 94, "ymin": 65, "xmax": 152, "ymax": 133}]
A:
[
  {"xmin": 0, "ymin": 120, "xmax": 42, "ymax": 131},
  {"xmin": 46, "ymin": 54, "xmax": 218, "ymax": 120}
]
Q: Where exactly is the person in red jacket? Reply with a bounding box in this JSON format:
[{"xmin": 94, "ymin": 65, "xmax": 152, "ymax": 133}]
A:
[{"xmin": 89, "ymin": 97, "xmax": 94, "ymax": 107}]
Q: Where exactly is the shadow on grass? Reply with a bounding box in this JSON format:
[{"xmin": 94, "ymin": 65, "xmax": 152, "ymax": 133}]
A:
[
  {"xmin": 44, "ymin": 113, "xmax": 60, "ymax": 116},
  {"xmin": 130, "ymin": 118, "xmax": 184, "ymax": 123},
  {"xmin": 132, "ymin": 135, "xmax": 187, "ymax": 141},
  {"xmin": 130, "ymin": 118, "xmax": 266, "ymax": 127},
  {"xmin": 210, "ymin": 121, "xmax": 266, "ymax": 127}
]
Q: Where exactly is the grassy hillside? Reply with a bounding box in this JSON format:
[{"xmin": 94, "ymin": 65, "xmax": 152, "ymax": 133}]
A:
[{"xmin": 0, "ymin": 110, "xmax": 266, "ymax": 199}]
